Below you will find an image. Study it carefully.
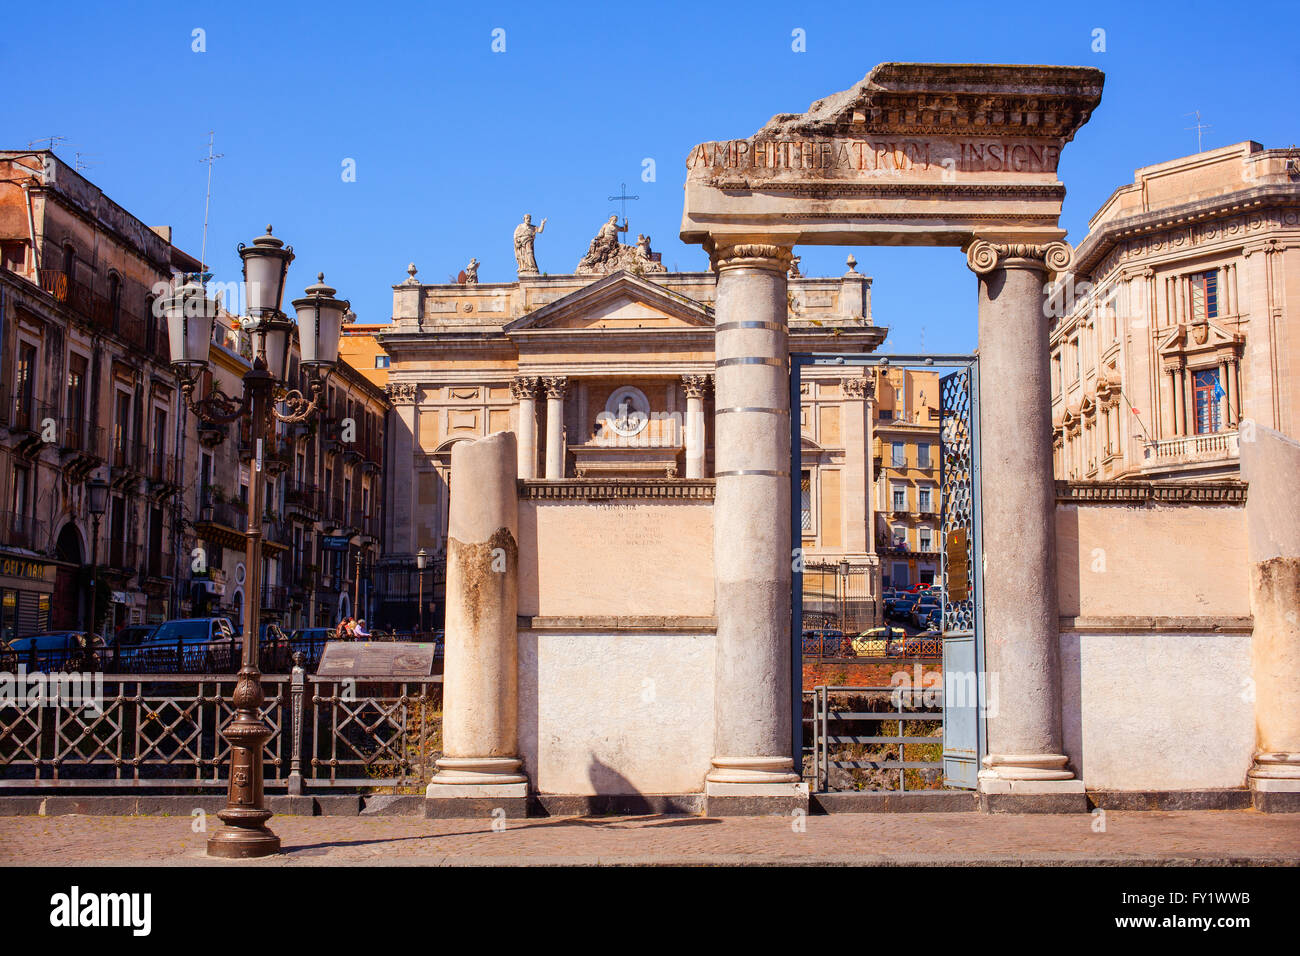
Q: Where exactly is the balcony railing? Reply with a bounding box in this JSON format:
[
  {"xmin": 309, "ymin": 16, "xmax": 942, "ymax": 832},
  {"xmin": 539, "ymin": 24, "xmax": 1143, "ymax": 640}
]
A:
[
  {"xmin": 0, "ymin": 512, "xmax": 48, "ymax": 552},
  {"xmin": 146, "ymin": 456, "xmax": 180, "ymax": 486},
  {"xmin": 1148, "ymin": 430, "xmax": 1240, "ymax": 462},
  {"xmin": 145, "ymin": 549, "xmax": 174, "ymax": 580},
  {"xmin": 261, "ymin": 584, "xmax": 289, "ymax": 612},
  {"xmin": 37, "ymin": 269, "xmax": 152, "ymax": 352},
  {"xmin": 198, "ymin": 496, "xmax": 248, "ymax": 533},
  {"xmin": 109, "ymin": 437, "xmax": 145, "ymax": 474},
  {"xmin": 59, "ymin": 416, "xmax": 107, "ymax": 460},
  {"xmin": 284, "ymin": 479, "xmax": 321, "ymax": 515},
  {"xmin": 8, "ymin": 397, "xmax": 54, "ymax": 435}
]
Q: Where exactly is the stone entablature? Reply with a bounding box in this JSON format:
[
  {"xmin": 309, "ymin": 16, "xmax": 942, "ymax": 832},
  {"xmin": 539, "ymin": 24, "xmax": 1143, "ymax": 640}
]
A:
[
  {"xmin": 519, "ymin": 479, "xmax": 715, "ymax": 500},
  {"xmin": 681, "ymin": 62, "xmax": 1103, "ymax": 248}
]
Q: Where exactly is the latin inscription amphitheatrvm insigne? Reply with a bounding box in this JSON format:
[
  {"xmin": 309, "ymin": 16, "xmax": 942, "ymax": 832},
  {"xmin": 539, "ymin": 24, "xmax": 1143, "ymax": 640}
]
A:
[{"xmin": 687, "ymin": 138, "xmax": 1062, "ymax": 175}]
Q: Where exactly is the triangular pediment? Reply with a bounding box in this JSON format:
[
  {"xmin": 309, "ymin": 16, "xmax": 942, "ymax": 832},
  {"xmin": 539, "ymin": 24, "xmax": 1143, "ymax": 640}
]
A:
[
  {"xmin": 1157, "ymin": 320, "xmax": 1241, "ymax": 356},
  {"xmin": 504, "ymin": 271, "xmax": 713, "ymax": 335}
]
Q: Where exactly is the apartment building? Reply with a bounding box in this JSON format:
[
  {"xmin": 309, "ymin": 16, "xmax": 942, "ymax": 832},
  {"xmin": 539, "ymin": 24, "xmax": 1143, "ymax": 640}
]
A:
[
  {"xmin": 0, "ymin": 150, "xmax": 196, "ymax": 635},
  {"xmin": 872, "ymin": 366, "xmax": 941, "ymax": 589}
]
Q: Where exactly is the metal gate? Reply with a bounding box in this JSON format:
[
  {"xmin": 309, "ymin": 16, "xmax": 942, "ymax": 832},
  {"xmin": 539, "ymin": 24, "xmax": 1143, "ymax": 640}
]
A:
[
  {"xmin": 791, "ymin": 353, "xmax": 985, "ymax": 790},
  {"xmin": 938, "ymin": 364, "xmax": 985, "ymax": 789}
]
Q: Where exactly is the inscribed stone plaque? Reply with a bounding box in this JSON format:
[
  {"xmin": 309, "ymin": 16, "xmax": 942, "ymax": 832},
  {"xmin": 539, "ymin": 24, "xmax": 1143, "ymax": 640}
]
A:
[{"xmin": 317, "ymin": 641, "xmax": 437, "ymax": 677}]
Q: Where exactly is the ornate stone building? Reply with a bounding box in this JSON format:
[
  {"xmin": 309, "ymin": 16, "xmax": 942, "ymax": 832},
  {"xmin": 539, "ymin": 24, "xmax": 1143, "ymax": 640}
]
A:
[
  {"xmin": 0, "ymin": 150, "xmax": 197, "ymax": 633},
  {"xmin": 1051, "ymin": 141, "xmax": 1300, "ymax": 480},
  {"xmin": 375, "ymin": 245, "xmax": 888, "ymax": 626}
]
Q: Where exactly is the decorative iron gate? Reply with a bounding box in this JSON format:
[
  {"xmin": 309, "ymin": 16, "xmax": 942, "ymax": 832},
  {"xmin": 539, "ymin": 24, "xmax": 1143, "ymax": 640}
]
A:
[
  {"xmin": 791, "ymin": 353, "xmax": 985, "ymax": 789},
  {"xmin": 938, "ymin": 364, "xmax": 985, "ymax": 788}
]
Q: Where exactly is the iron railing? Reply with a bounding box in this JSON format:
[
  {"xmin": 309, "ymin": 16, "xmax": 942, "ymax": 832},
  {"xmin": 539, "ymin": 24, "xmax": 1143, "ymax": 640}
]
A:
[
  {"xmin": 811, "ymin": 684, "xmax": 944, "ymax": 793},
  {"xmin": 0, "ymin": 665, "xmax": 442, "ymax": 791}
]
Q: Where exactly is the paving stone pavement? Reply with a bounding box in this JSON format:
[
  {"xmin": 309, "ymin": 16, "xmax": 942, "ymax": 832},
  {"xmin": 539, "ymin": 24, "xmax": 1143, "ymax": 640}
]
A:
[{"xmin": 1, "ymin": 810, "xmax": 1298, "ymax": 866}]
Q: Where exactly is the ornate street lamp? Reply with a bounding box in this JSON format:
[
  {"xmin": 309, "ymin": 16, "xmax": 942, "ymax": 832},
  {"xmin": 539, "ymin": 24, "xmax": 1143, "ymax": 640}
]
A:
[
  {"xmin": 162, "ymin": 226, "xmax": 347, "ymax": 859},
  {"xmin": 416, "ymin": 547, "xmax": 427, "ymax": 636}
]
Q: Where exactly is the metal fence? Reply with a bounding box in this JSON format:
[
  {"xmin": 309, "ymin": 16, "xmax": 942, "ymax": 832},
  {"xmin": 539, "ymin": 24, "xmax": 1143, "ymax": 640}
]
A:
[
  {"xmin": 810, "ymin": 684, "xmax": 944, "ymax": 792},
  {"xmin": 800, "ymin": 562, "xmax": 877, "ymax": 634},
  {"xmin": 0, "ymin": 665, "xmax": 442, "ymax": 792}
]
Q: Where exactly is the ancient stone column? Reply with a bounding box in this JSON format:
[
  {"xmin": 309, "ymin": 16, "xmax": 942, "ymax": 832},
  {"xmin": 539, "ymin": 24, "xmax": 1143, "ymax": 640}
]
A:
[
  {"xmin": 682, "ymin": 374, "xmax": 710, "ymax": 479},
  {"xmin": 967, "ymin": 239, "xmax": 1084, "ymax": 810},
  {"xmin": 426, "ymin": 431, "xmax": 528, "ymax": 817},
  {"xmin": 1241, "ymin": 426, "xmax": 1300, "ymax": 812},
  {"xmin": 511, "ymin": 376, "xmax": 539, "ymax": 479},
  {"xmin": 705, "ymin": 240, "xmax": 806, "ymax": 814},
  {"xmin": 542, "ymin": 376, "xmax": 568, "ymax": 480}
]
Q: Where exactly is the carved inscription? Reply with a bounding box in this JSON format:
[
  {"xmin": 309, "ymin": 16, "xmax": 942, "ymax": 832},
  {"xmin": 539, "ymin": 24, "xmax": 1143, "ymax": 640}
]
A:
[{"xmin": 687, "ymin": 138, "xmax": 1061, "ymax": 176}]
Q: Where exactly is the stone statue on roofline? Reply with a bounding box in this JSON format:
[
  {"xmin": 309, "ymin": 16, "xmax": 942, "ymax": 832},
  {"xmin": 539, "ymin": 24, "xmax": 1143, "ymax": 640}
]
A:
[
  {"xmin": 463, "ymin": 258, "xmax": 479, "ymax": 285},
  {"xmin": 575, "ymin": 217, "xmax": 667, "ymax": 275},
  {"xmin": 514, "ymin": 214, "xmax": 546, "ymax": 275}
]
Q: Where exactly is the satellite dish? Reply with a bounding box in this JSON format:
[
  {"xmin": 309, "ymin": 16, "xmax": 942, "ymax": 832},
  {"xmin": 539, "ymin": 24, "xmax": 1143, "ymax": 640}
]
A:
[{"xmin": 456, "ymin": 270, "xmax": 468, "ymax": 284}]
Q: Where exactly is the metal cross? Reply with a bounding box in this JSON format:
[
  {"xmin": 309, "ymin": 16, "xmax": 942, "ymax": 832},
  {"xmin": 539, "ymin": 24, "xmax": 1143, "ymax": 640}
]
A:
[
  {"xmin": 608, "ymin": 182, "xmax": 639, "ymax": 228},
  {"xmin": 1184, "ymin": 111, "xmax": 1212, "ymax": 153}
]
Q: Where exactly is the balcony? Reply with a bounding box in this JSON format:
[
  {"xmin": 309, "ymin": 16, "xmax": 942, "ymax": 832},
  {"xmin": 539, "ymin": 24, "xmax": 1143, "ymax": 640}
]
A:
[
  {"xmin": 0, "ymin": 512, "xmax": 48, "ymax": 553},
  {"xmin": 109, "ymin": 437, "xmax": 145, "ymax": 478},
  {"xmin": 6, "ymin": 397, "xmax": 54, "ymax": 455},
  {"xmin": 146, "ymin": 455, "xmax": 180, "ymax": 489},
  {"xmin": 261, "ymin": 584, "xmax": 289, "ymax": 613},
  {"xmin": 284, "ymin": 479, "xmax": 321, "ymax": 517},
  {"xmin": 145, "ymin": 548, "xmax": 174, "ymax": 581},
  {"xmin": 1143, "ymin": 430, "xmax": 1240, "ymax": 475},
  {"xmin": 36, "ymin": 269, "xmax": 153, "ymax": 353}
]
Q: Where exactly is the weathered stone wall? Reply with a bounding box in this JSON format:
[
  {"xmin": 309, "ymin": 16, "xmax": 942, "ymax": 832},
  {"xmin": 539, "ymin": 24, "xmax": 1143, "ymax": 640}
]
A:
[{"xmin": 1056, "ymin": 498, "xmax": 1255, "ymax": 790}]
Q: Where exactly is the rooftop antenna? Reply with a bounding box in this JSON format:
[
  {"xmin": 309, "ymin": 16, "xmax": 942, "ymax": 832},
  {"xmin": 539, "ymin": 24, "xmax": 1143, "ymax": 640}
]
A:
[
  {"xmin": 74, "ymin": 151, "xmax": 99, "ymax": 173},
  {"xmin": 27, "ymin": 135, "xmax": 68, "ymax": 152},
  {"xmin": 919, "ymin": 323, "xmax": 926, "ymax": 353},
  {"xmin": 1184, "ymin": 111, "xmax": 1211, "ymax": 153},
  {"xmin": 198, "ymin": 131, "xmax": 224, "ymax": 286},
  {"xmin": 607, "ymin": 181, "xmax": 638, "ymax": 236}
]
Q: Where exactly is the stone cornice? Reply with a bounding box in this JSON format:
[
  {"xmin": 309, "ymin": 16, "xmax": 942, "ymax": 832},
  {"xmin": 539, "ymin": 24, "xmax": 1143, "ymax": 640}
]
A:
[
  {"xmin": 520, "ymin": 479, "xmax": 715, "ymax": 500},
  {"xmin": 755, "ymin": 62, "xmax": 1104, "ymax": 141},
  {"xmin": 1059, "ymin": 614, "xmax": 1253, "ymax": 634},
  {"xmin": 1055, "ymin": 479, "xmax": 1247, "ymax": 505},
  {"xmin": 1072, "ymin": 183, "xmax": 1300, "ymax": 278}
]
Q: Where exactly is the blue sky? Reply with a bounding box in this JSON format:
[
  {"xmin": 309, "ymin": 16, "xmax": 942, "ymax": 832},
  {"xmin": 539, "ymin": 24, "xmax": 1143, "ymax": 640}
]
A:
[{"xmin": 6, "ymin": 0, "xmax": 1297, "ymax": 353}]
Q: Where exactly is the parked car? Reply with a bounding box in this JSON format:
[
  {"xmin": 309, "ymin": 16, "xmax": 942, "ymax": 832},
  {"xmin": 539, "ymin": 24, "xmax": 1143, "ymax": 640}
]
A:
[
  {"xmin": 3, "ymin": 631, "xmax": 103, "ymax": 671},
  {"xmin": 923, "ymin": 605, "xmax": 943, "ymax": 631},
  {"xmin": 100, "ymin": 625, "xmax": 156, "ymax": 669},
  {"xmin": 909, "ymin": 594, "xmax": 942, "ymax": 629},
  {"xmin": 123, "ymin": 617, "xmax": 238, "ymax": 672},
  {"xmin": 851, "ymin": 625, "xmax": 906, "ymax": 657}
]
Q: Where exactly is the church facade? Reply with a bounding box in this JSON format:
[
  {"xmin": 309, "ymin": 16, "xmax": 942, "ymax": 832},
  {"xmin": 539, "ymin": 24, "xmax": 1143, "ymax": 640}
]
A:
[{"xmin": 376, "ymin": 242, "xmax": 888, "ymax": 615}]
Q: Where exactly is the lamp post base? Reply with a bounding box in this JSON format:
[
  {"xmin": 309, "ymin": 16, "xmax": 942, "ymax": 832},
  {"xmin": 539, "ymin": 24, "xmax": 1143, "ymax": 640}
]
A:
[{"xmin": 207, "ymin": 823, "xmax": 281, "ymax": 859}]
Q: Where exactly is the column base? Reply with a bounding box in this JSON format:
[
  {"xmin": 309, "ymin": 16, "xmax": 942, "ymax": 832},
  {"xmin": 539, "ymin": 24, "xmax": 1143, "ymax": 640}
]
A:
[
  {"xmin": 426, "ymin": 756, "xmax": 529, "ymax": 817},
  {"xmin": 705, "ymin": 780, "xmax": 809, "ymax": 817},
  {"xmin": 978, "ymin": 756, "xmax": 1086, "ymax": 812},
  {"xmin": 1249, "ymin": 753, "xmax": 1300, "ymax": 812},
  {"xmin": 706, "ymin": 755, "xmax": 801, "ymax": 785},
  {"xmin": 425, "ymin": 781, "xmax": 529, "ymax": 819}
]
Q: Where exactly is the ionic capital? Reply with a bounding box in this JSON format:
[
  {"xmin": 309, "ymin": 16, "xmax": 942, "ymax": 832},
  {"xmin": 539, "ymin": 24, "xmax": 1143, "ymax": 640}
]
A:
[
  {"xmin": 708, "ymin": 240, "xmax": 795, "ymax": 273},
  {"xmin": 966, "ymin": 239, "xmax": 1073, "ymax": 275},
  {"xmin": 510, "ymin": 376, "xmax": 540, "ymax": 401},
  {"xmin": 542, "ymin": 376, "xmax": 569, "ymax": 400}
]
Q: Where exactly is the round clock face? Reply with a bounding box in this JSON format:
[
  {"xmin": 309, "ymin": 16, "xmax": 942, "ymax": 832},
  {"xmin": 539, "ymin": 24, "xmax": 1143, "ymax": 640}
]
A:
[{"xmin": 605, "ymin": 386, "xmax": 650, "ymax": 437}]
